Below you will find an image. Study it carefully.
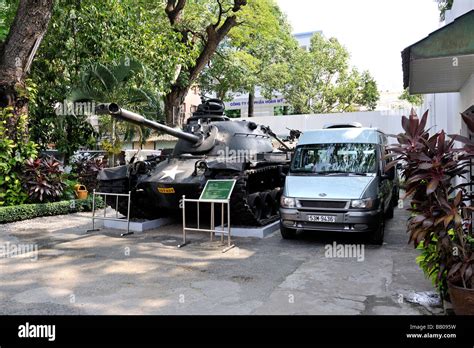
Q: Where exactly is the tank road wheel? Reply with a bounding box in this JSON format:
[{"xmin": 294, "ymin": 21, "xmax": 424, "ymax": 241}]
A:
[
  {"xmin": 259, "ymin": 191, "xmax": 274, "ymax": 220},
  {"xmin": 247, "ymin": 193, "xmax": 263, "ymax": 220},
  {"xmin": 216, "ymin": 166, "xmax": 286, "ymax": 226}
]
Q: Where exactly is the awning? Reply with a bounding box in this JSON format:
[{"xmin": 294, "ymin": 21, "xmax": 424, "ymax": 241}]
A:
[{"xmin": 402, "ymin": 10, "xmax": 474, "ymax": 94}]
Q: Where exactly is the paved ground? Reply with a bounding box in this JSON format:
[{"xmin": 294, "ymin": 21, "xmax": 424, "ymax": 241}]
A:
[{"xmin": 0, "ymin": 204, "xmax": 442, "ymax": 315}]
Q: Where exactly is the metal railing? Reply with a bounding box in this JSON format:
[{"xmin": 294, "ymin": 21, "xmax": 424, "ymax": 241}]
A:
[
  {"xmin": 179, "ymin": 195, "xmax": 235, "ymax": 253},
  {"xmin": 87, "ymin": 190, "xmax": 132, "ymax": 237}
]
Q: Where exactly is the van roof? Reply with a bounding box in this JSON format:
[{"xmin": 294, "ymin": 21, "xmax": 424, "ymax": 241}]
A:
[
  {"xmin": 297, "ymin": 127, "xmax": 385, "ymax": 146},
  {"xmin": 323, "ymin": 122, "xmax": 362, "ymax": 129}
]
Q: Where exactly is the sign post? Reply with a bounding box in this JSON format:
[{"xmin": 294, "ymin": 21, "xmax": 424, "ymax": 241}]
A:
[{"xmin": 179, "ymin": 179, "xmax": 236, "ymax": 253}]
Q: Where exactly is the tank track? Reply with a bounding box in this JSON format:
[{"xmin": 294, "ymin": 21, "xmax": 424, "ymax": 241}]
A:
[
  {"xmin": 99, "ymin": 165, "xmax": 285, "ymax": 226},
  {"xmin": 214, "ymin": 165, "xmax": 284, "ymax": 227}
]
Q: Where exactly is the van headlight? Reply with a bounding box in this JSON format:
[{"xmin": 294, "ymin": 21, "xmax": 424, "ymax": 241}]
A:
[
  {"xmin": 351, "ymin": 198, "xmax": 374, "ymax": 209},
  {"xmin": 280, "ymin": 195, "xmax": 297, "ymax": 208}
]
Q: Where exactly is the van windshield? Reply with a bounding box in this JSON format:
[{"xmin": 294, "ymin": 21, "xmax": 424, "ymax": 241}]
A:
[{"xmin": 290, "ymin": 143, "xmax": 377, "ymax": 174}]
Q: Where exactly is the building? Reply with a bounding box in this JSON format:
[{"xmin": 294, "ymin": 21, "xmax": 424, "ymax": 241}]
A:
[
  {"xmin": 402, "ymin": 3, "xmax": 474, "ymax": 189},
  {"xmin": 293, "ymin": 31, "xmax": 321, "ymax": 51},
  {"xmin": 374, "ymin": 90, "xmax": 410, "ymax": 111},
  {"xmin": 402, "ymin": 4, "xmax": 474, "ymax": 137},
  {"xmin": 178, "ymin": 85, "xmax": 202, "ymax": 125}
]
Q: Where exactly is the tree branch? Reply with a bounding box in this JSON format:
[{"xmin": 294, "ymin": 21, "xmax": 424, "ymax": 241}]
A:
[
  {"xmin": 187, "ymin": 0, "xmax": 247, "ymax": 84},
  {"xmin": 165, "ymin": 0, "xmax": 187, "ymax": 25},
  {"xmin": 233, "ymin": 0, "xmax": 247, "ymax": 12},
  {"xmin": 214, "ymin": 0, "xmax": 233, "ymax": 28},
  {"xmin": 164, "ymin": 0, "xmax": 247, "ymax": 124},
  {"xmin": 215, "ymin": 0, "xmax": 224, "ymax": 28},
  {"xmin": 186, "ymin": 29, "xmax": 207, "ymax": 44}
]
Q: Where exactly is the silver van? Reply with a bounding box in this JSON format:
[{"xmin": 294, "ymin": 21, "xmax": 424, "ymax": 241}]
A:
[{"xmin": 279, "ymin": 124, "xmax": 399, "ymax": 244}]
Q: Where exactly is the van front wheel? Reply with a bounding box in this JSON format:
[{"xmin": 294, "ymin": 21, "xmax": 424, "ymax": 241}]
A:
[
  {"xmin": 369, "ymin": 214, "xmax": 385, "ymax": 245},
  {"xmin": 385, "ymin": 204, "xmax": 394, "ymax": 219},
  {"xmin": 280, "ymin": 224, "xmax": 297, "ymax": 239}
]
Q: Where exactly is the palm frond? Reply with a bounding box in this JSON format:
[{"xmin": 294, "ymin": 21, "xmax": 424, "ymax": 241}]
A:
[
  {"xmin": 82, "ymin": 63, "xmax": 118, "ymax": 92},
  {"xmin": 111, "ymin": 57, "xmax": 146, "ymax": 83}
]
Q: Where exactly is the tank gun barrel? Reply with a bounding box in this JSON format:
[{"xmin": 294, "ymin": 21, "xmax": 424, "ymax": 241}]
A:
[{"xmin": 96, "ymin": 103, "xmax": 201, "ymax": 144}]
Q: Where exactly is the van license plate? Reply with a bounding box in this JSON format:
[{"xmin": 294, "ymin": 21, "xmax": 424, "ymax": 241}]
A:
[{"xmin": 307, "ymin": 215, "xmax": 336, "ymax": 223}]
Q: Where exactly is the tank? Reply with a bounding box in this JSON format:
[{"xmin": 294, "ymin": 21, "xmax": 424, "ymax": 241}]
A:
[{"xmin": 96, "ymin": 99, "xmax": 291, "ymax": 226}]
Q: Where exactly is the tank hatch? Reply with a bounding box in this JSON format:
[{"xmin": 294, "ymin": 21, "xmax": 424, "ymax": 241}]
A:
[{"xmin": 187, "ymin": 98, "xmax": 230, "ymax": 124}]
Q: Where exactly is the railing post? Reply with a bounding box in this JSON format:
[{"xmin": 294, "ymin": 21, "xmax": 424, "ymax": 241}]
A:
[
  {"xmin": 182, "ymin": 195, "xmax": 186, "ymax": 245},
  {"xmin": 127, "ymin": 191, "xmax": 131, "ymax": 235},
  {"xmin": 91, "ymin": 189, "xmax": 96, "ymax": 230},
  {"xmin": 227, "ymin": 200, "xmax": 231, "ymax": 247},
  {"xmin": 221, "ymin": 202, "xmax": 224, "ymax": 243},
  {"xmin": 210, "ymin": 202, "xmax": 215, "ymax": 241}
]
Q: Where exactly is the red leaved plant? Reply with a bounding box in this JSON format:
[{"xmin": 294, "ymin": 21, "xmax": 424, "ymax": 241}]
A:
[
  {"xmin": 23, "ymin": 156, "xmax": 66, "ymax": 203},
  {"xmin": 387, "ymin": 109, "xmax": 474, "ymax": 296}
]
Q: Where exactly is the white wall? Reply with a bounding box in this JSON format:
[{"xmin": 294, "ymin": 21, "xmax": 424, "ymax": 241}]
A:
[
  {"xmin": 422, "ymin": 72, "xmax": 474, "ymax": 137},
  {"xmin": 460, "ymin": 74, "xmax": 474, "ymax": 137},
  {"xmin": 242, "ymin": 109, "xmax": 417, "ymax": 142},
  {"xmin": 420, "ymin": 73, "xmax": 474, "ymax": 189},
  {"xmin": 460, "ymin": 74, "xmax": 474, "ymax": 112},
  {"xmin": 421, "ymin": 93, "xmax": 461, "ymax": 134}
]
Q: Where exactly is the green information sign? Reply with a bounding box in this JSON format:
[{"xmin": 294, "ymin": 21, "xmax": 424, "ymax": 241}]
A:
[{"xmin": 199, "ymin": 179, "xmax": 236, "ymax": 202}]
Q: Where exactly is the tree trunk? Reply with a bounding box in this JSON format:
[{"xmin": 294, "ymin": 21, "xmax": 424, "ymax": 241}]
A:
[
  {"xmin": 248, "ymin": 90, "xmax": 255, "ymax": 117},
  {"xmin": 0, "ymin": 0, "xmax": 53, "ymax": 139},
  {"xmin": 217, "ymin": 90, "xmax": 226, "ymax": 101},
  {"xmin": 163, "ymin": 27, "xmax": 220, "ymax": 125},
  {"xmin": 164, "ymin": 87, "xmax": 188, "ymax": 125}
]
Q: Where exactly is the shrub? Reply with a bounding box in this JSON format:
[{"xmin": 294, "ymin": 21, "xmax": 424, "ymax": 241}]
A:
[
  {"xmin": 0, "ymin": 196, "xmax": 104, "ymax": 224},
  {"xmin": 70, "ymin": 153, "xmax": 105, "ymax": 191},
  {"xmin": 62, "ymin": 177, "xmax": 80, "ymax": 200},
  {"xmin": 0, "ymin": 107, "xmax": 38, "ymax": 206},
  {"xmin": 23, "ymin": 155, "xmax": 66, "ymax": 203}
]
